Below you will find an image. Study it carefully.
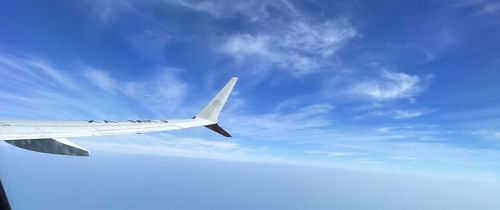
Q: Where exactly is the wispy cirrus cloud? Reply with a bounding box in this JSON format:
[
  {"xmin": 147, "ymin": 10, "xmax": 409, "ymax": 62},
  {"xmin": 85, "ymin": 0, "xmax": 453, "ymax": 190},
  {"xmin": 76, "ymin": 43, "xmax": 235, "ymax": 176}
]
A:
[
  {"xmin": 416, "ymin": 27, "xmax": 459, "ymax": 63},
  {"xmin": 82, "ymin": 0, "xmax": 146, "ymax": 24},
  {"xmin": 451, "ymin": 0, "xmax": 500, "ymax": 15},
  {"xmin": 0, "ymin": 55, "xmax": 78, "ymax": 90},
  {"xmin": 357, "ymin": 108, "xmax": 435, "ymax": 120},
  {"xmin": 349, "ymin": 70, "xmax": 427, "ymax": 102},
  {"xmin": 173, "ymin": 0, "xmax": 298, "ymax": 21},
  {"xmin": 322, "ymin": 69, "xmax": 432, "ymax": 117},
  {"xmin": 481, "ymin": 1, "xmax": 500, "ymax": 14},
  {"xmin": 82, "ymin": 67, "xmax": 189, "ymax": 115},
  {"xmin": 225, "ymin": 103, "xmax": 335, "ymax": 140},
  {"xmin": 123, "ymin": 68, "xmax": 189, "ymax": 115},
  {"xmin": 170, "ymin": 0, "xmax": 358, "ymax": 75},
  {"xmin": 220, "ymin": 18, "xmax": 357, "ymax": 75},
  {"xmin": 392, "ymin": 109, "xmax": 431, "ymax": 119},
  {"xmin": 0, "ymin": 53, "xmax": 189, "ymax": 119},
  {"xmin": 83, "ymin": 68, "xmax": 120, "ymax": 93}
]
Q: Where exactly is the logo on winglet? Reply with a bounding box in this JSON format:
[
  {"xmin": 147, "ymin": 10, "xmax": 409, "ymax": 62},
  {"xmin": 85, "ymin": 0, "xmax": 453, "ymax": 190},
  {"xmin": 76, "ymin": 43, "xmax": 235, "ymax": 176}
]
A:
[{"xmin": 212, "ymin": 100, "xmax": 221, "ymax": 108}]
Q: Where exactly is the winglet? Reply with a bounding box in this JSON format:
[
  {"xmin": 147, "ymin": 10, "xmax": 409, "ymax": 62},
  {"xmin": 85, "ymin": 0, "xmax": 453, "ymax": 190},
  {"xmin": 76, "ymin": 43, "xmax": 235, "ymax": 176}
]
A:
[
  {"xmin": 196, "ymin": 77, "xmax": 237, "ymax": 137},
  {"xmin": 196, "ymin": 77, "xmax": 238, "ymax": 123}
]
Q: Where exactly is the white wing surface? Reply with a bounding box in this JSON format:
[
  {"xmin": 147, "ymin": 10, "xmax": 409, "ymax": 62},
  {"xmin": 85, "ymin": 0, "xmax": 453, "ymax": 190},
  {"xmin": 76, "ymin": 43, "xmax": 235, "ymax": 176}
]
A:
[{"xmin": 0, "ymin": 77, "xmax": 238, "ymax": 156}]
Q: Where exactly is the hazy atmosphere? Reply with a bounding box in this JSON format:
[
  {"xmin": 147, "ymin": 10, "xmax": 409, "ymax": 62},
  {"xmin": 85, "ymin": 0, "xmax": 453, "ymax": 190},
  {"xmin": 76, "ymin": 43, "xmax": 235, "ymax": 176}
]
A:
[{"xmin": 1, "ymin": 0, "xmax": 500, "ymax": 209}]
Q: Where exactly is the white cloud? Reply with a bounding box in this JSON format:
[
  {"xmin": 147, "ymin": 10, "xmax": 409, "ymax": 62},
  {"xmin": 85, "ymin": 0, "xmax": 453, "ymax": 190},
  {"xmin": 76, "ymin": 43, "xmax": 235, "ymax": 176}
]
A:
[
  {"xmin": 173, "ymin": 0, "xmax": 297, "ymax": 21},
  {"xmin": 0, "ymin": 55, "xmax": 80, "ymax": 92},
  {"xmin": 349, "ymin": 70, "xmax": 424, "ymax": 101},
  {"xmin": 82, "ymin": 67, "xmax": 189, "ymax": 116},
  {"xmin": 177, "ymin": 0, "xmax": 358, "ymax": 75},
  {"xmin": 356, "ymin": 108, "xmax": 434, "ymax": 120},
  {"xmin": 418, "ymin": 27, "xmax": 459, "ymax": 63},
  {"xmin": 0, "ymin": 55, "xmax": 119, "ymax": 119},
  {"xmin": 392, "ymin": 109, "xmax": 427, "ymax": 119},
  {"xmin": 481, "ymin": 1, "xmax": 500, "ymax": 14},
  {"xmin": 451, "ymin": 0, "xmax": 500, "ymax": 16},
  {"xmin": 83, "ymin": 67, "xmax": 188, "ymax": 111},
  {"xmin": 222, "ymin": 34, "xmax": 272, "ymax": 59},
  {"xmin": 83, "ymin": 0, "xmax": 145, "ymax": 24},
  {"xmin": 281, "ymin": 19, "xmax": 357, "ymax": 57},
  {"xmin": 307, "ymin": 150, "xmax": 364, "ymax": 158},
  {"xmin": 123, "ymin": 68, "xmax": 189, "ymax": 115},
  {"xmin": 220, "ymin": 18, "xmax": 357, "ymax": 75},
  {"xmin": 225, "ymin": 103, "xmax": 335, "ymax": 140},
  {"xmin": 84, "ymin": 68, "xmax": 119, "ymax": 93},
  {"xmin": 0, "ymin": 53, "xmax": 189, "ymax": 119},
  {"xmin": 0, "ymin": 55, "xmax": 78, "ymax": 90},
  {"xmin": 175, "ymin": 0, "xmax": 225, "ymax": 17}
]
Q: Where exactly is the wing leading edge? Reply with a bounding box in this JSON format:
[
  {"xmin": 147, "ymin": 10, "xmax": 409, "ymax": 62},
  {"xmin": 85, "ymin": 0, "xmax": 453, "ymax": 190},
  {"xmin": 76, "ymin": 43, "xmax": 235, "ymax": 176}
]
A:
[{"xmin": 1, "ymin": 77, "xmax": 238, "ymax": 156}]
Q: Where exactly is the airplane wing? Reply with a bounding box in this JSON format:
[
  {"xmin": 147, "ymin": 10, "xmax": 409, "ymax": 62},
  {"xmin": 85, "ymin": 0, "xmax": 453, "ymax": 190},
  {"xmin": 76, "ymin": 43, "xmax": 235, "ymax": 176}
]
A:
[{"xmin": 0, "ymin": 77, "xmax": 238, "ymax": 156}]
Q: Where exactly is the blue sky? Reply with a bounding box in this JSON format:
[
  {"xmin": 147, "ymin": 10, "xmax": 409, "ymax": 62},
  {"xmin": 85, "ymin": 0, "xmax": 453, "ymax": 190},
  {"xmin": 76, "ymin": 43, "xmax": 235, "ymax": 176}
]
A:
[{"xmin": 0, "ymin": 1, "xmax": 500, "ymax": 207}]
